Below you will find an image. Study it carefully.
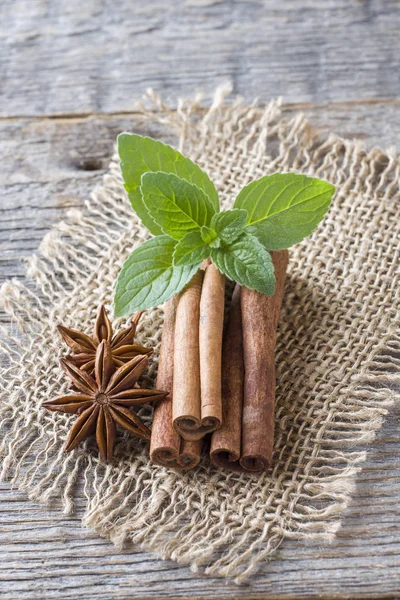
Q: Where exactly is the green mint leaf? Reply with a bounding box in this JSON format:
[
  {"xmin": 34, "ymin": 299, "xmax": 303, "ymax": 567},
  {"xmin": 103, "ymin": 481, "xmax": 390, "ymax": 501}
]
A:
[
  {"xmin": 234, "ymin": 173, "xmax": 335, "ymax": 250},
  {"xmin": 210, "ymin": 208, "xmax": 248, "ymax": 244},
  {"xmin": 211, "ymin": 233, "xmax": 275, "ymax": 295},
  {"xmin": 141, "ymin": 172, "xmax": 216, "ymax": 240},
  {"xmin": 118, "ymin": 133, "xmax": 219, "ymax": 235},
  {"xmin": 114, "ymin": 235, "xmax": 199, "ymax": 315},
  {"xmin": 173, "ymin": 231, "xmax": 210, "ymax": 266},
  {"xmin": 201, "ymin": 226, "xmax": 220, "ymax": 248}
]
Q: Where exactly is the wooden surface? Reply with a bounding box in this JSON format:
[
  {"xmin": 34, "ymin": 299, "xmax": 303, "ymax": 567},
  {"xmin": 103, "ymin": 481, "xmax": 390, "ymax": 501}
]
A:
[
  {"xmin": 2, "ymin": 0, "xmax": 400, "ymax": 115},
  {"xmin": 1, "ymin": 1, "xmax": 400, "ymax": 598}
]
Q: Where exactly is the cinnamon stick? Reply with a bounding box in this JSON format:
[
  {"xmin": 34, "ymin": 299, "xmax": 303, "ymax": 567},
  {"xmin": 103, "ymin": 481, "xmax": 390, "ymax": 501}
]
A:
[
  {"xmin": 172, "ymin": 269, "xmax": 204, "ymax": 439},
  {"xmin": 240, "ymin": 250, "xmax": 289, "ymax": 472},
  {"xmin": 199, "ymin": 262, "xmax": 225, "ymax": 430},
  {"xmin": 210, "ymin": 251, "xmax": 288, "ymax": 473},
  {"xmin": 173, "ymin": 263, "xmax": 225, "ymax": 441},
  {"xmin": 150, "ymin": 297, "xmax": 202, "ymax": 470},
  {"xmin": 210, "ymin": 284, "xmax": 244, "ymax": 471}
]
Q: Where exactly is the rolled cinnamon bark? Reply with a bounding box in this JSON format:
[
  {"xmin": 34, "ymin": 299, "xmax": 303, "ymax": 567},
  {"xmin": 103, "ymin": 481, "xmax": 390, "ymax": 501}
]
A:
[
  {"xmin": 210, "ymin": 250, "xmax": 288, "ymax": 473},
  {"xmin": 199, "ymin": 262, "xmax": 225, "ymax": 430},
  {"xmin": 240, "ymin": 250, "xmax": 289, "ymax": 472},
  {"xmin": 173, "ymin": 263, "xmax": 225, "ymax": 441},
  {"xmin": 150, "ymin": 297, "xmax": 202, "ymax": 470},
  {"xmin": 172, "ymin": 269, "xmax": 204, "ymax": 440},
  {"xmin": 210, "ymin": 284, "xmax": 244, "ymax": 471}
]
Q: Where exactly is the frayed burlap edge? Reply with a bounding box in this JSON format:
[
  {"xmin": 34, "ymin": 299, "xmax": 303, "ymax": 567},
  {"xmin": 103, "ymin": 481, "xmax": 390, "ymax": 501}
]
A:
[{"xmin": 0, "ymin": 86, "xmax": 399, "ymax": 583}]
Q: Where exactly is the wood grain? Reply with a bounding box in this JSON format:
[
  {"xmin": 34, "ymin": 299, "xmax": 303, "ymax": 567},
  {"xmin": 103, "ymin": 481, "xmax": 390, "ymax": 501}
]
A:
[
  {"xmin": 1, "ymin": 104, "xmax": 399, "ymax": 600},
  {"xmin": 2, "ymin": 102, "xmax": 400, "ymax": 286},
  {"xmin": 1, "ymin": 1, "xmax": 400, "ymax": 116},
  {"xmin": 1, "ymin": 406, "xmax": 400, "ymax": 599},
  {"xmin": 1, "ymin": 1, "xmax": 400, "ymax": 596}
]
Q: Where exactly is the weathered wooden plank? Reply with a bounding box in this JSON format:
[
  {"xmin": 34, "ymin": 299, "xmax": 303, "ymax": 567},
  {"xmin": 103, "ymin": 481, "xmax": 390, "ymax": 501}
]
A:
[
  {"xmin": 1, "ymin": 0, "xmax": 400, "ymax": 117},
  {"xmin": 2, "ymin": 0, "xmax": 400, "ymax": 595},
  {"xmin": 1, "ymin": 105, "xmax": 400, "ymax": 598},
  {"xmin": 0, "ymin": 113, "xmax": 169, "ymax": 284},
  {"xmin": 1, "ymin": 407, "xmax": 400, "ymax": 599},
  {"xmin": 2, "ymin": 101, "xmax": 400, "ymax": 283}
]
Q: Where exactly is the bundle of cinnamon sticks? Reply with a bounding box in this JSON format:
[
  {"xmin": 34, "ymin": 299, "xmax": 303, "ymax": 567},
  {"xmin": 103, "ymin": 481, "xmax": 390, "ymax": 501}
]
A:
[{"xmin": 150, "ymin": 251, "xmax": 288, "ymax": 473}]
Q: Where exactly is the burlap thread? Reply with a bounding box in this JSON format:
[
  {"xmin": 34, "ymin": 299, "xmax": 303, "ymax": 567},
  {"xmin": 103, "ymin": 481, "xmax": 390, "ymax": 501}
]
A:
[{"xmin": 0, "ymin": 87, "xmax": 399, "ymax": 582}]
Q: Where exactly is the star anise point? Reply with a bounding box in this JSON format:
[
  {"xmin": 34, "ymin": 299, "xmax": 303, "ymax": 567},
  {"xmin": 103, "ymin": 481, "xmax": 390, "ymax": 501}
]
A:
[
  {"xmin": 57, "ymin": 305, "xmax": 152, "ymax": 375},
  {"xmin": 44, "ymin": 340, "xmax": 167, "ymax": 462}
]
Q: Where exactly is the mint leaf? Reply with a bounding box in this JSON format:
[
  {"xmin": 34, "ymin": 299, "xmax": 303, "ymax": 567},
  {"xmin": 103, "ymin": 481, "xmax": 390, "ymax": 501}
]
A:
[
  {"xmin": 211, "ymin": 208, "xmax": 248, "ymax": 244},
  {"xmin": 201, "ymin": 226, "xmax": 220, "ymax": 248},
  {"xmin": 114, "ymin": 235, "xmax": 199, "ymax": 315},
  {"xmin": 141, "ymin": 172, "xmax": 216, "ymax": 240},
  {"xmin": 234, "ymin": 173, "xmax": 335, "ymax": 250},
  {"xmin": 173, "ymin": 231, "xmax": 210, "ymax": 266},
  {"xmin": 211, "ymin": 234, "xmax": 275, "ymax": 295},
  {"xmin": 118, "ymin": 133, "xmax": 219, "ymax": 235}
]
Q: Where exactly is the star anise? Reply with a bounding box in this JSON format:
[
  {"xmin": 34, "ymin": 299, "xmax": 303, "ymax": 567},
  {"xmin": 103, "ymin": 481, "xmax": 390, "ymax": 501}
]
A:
[
  {"xmin": 43, "ymin": 341, "xmax": 167, "ymax": 461},
  {"xmin": 58, "ymin": 305, "xmax": 152, "ymax": 374}
]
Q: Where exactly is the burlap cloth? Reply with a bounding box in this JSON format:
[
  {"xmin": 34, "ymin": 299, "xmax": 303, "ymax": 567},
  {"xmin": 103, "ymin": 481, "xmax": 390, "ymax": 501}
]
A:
[{"xmin": 0, "ymin": 88, "xmax": 399, "ymax": 583}]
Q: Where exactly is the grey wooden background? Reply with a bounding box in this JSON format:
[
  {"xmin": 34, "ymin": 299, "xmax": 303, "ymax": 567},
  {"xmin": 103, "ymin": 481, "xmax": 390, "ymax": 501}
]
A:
[{"xmin": 1, "ymin": 1, "xmax": 400, "ymax": 598}]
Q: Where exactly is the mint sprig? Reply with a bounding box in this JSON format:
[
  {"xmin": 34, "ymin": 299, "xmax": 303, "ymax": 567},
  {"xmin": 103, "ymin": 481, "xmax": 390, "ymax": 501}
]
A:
[
  {"xmin": 234, "ymin": 173, "xmax": 335, "ymax": 250},
  {"xmin": 118, "ymin": 133, "xmax": 219, "ymax": 235},
  {"xmin": 211, "ymin": 209, "xmax": 248, "ymax": 244},
  {"xmin": 115, "ymin": 134, "xmax": 335, "ymax": 315},
  {"xmin": 115, "ymin": 236, "xmax": 199, "ymax": 316},
  {"xmin": 211, "ymin": 233, "xmax": 276, "ymax": 296},
  {"xmin": 141, "ymin": 172, "xmax": 216, "ymax": 240},
  {"xmin": 173, "ymin": 231, "xmax": 210, "ymax": 267}
]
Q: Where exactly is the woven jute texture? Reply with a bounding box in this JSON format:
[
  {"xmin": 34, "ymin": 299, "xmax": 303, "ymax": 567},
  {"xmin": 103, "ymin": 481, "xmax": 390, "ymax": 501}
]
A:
[{"xmin": 1, "ymin": 88, "xmax": 399, "ymax": 582}]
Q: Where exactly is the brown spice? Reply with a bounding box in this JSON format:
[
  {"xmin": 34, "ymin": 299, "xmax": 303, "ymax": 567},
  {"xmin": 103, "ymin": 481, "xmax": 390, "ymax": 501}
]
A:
[
  {"xmin": 172, "ymin": 269, "xmax": 204, "ymax": 440},
  {"xmin": 173, "ymin": 262, "xmax": 225, "ymax": 441},
  {"xmin": 58, "ymin": 304, "xmax": 152, "ymax": 374},
  {"xmin": 150, "ymin": 297, "xmax": 202, "ymax": 470},
  {"xmin": 240, "ymin": 250, "xmax": 289, "ymax": 472},
  {"xmin": 199, "ymin": 262, "xmax": 225, "ymax": 434},
  {"xmin": 210, "ymin": 250, "xmax": 288, "ymax": 473},
  {"xmin": 43, "ymin": 341, "xmax": 166, "ymax": 462},
  {"xmin": 210, "ymin": 284, "xmax": 244, "ymax": 471}
]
